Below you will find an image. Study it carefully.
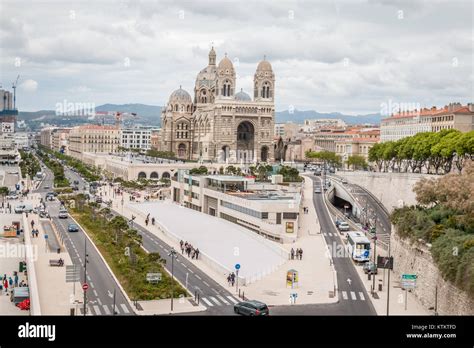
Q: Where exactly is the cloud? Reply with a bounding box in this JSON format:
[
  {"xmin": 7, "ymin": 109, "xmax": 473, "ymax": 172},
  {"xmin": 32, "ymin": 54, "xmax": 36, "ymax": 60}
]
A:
[
  {"xmin": 0, "ymin": 0, "xmax": 471, "ymax": 113},
  {"xmin": 19, "ymin": 79, "xmax": 38, "ymax": 92}
]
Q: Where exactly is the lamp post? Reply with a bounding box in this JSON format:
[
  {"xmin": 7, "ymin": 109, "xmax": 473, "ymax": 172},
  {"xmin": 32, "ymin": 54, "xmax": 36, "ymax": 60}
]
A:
[
  {"xmin": 168, "ymin": 248, "xmax": 178, "ymax": 312},
  {"xmin": 83, "ymin": 239, "xmax": 89, "ymax": 316},
  {"xmin": 372, "ymin": 216, "xmax": 377, "ymax": 296}
]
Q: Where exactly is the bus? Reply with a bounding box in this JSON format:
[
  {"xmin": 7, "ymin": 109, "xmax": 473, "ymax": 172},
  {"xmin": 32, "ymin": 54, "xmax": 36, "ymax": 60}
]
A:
[{"xmin": 346, "ymin": 231, "xmax": 371, "ymax": 262}]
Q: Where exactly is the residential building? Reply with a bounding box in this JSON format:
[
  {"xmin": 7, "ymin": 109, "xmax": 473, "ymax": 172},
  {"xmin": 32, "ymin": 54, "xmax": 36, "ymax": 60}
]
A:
[
  {"xmin": 51, "ymin": 128, "xmax": 71, "ymax": 153},
  {"xmin": 380, "ymin": 103, "xmax": 474, "ymax": 142},
  {"xmin": 68, "ymin": 125, "xmax": 120, "ymax": 160},
  {"xmin": 150, "ymin": 129, "xmax": 162, "ymax": 150}
]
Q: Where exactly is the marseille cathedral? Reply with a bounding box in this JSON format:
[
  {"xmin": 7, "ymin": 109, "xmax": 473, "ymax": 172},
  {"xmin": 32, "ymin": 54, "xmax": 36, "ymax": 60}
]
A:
[{"xmin": 160, "ymin": 47, "xmax": 275, "ymax": 163}]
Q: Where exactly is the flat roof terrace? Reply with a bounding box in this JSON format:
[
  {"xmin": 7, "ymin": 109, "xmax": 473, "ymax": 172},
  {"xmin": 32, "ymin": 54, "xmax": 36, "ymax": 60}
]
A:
[{"xmin": 129, "ymin": 201, "xmax": 288, "ymax": 284}]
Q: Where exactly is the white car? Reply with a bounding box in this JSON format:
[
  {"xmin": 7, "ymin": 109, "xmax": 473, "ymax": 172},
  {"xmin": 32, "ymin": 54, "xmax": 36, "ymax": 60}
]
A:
[
  {"xmin": 6, "ymin": 194, "xmax": 18, "ymax": 200},
  {"xmin": 337, "ymin": 221, "xmax": 350, "ymax": 232}
]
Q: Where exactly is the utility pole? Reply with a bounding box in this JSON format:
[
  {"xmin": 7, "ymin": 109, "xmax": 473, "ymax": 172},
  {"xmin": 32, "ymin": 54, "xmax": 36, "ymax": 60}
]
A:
[
  {"xmin": 113, "ymin": 288, "xmax": 117, "ymax": 315},
  {"xmin": 372, "ymin": 216, "xmax": 377, "ymax": 296},
  {"xmin": 12, "ymin": 75, "xmax": 20, "ymax": 110},
  {"xmin": 386, "ymin": 234, "xmax": 391, "ymax": 316},
  {"xmin": 168, "ymin": 248, "xmax": 177, "ymax": 312},
  {"xmin": 83, "ymin": 239, "xmax": 88, "ymax": 316}
]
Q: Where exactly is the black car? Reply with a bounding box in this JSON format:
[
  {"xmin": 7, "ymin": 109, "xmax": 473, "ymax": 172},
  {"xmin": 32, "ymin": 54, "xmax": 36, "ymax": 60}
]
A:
[
  {"xmin": 234, "ymin": 300, "xmax": 269, "ymax": 316},
  {"xmin": 68, "ymin": 223, "xmax": 79, "ymax": 232}
]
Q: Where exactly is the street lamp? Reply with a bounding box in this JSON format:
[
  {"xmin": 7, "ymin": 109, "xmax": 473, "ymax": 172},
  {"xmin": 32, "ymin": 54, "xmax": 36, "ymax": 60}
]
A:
[
  {"xmin": 83, "ymin": 239, "xmax": 89, "ymax": 316},
  {"xmin": 168, "ymin": 248, "xmax": 178, "ymax": 312}
]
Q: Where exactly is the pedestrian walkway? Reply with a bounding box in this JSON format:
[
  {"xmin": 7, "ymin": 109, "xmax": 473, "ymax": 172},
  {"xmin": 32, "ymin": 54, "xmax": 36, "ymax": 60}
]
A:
[
  {"xmin": 340, "ymin": 290, "xmax": 366, "ymax": 302},
  {"xmin": 79, "ymin": 302, "xmax": 131, "ymax": 316},
  {"xmin": 199, "ymin": 294, "xmax": 239, "ymax": 308}
]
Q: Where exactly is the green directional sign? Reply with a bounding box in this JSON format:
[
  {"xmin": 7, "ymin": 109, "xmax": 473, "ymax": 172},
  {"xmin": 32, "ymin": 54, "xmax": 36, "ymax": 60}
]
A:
[{"xmin": 402, "ymin": 274, "xmax": 417, "ymax": 280}]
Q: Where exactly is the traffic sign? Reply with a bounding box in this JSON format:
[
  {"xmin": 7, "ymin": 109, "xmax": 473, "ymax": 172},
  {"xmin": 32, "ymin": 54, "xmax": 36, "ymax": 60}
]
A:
[
  {"xmin": 82, "ymin": 283, "xmax": 89, "ymax": 291},
  {"xmin": 401, "ymin": 274, "xmax": 417, "ymax": 289},
  {"xmin": 146, "ymin": 273, "xmax": 162, "ymax": 283},
  {"xmin": 235, "ymin": 264, "xmax": 240, "ymax": 270}
]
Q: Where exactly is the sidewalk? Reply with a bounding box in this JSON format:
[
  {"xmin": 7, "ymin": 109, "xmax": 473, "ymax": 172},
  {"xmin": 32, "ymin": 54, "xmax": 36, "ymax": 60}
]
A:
[
  {"xmin": 103, "ymin": 179, "xmax": 337, "ymax": 306},
  {"xmin": 23, "ymin": 194, "xmax": 83, "ymax": 315}
]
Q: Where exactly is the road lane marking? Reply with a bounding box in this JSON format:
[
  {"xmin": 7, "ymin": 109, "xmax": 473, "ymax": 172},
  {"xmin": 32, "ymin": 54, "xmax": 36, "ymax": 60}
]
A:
[
  {"xmin": 217, "ymin": 295, "xmax": 229, "ymax": 305},
  {"xmin": 203, "ymin": 281, "xmax": 209, "ymax": 286},
  {"xmin": 195, "ymin": 274, "xmax": 201, "ymax": 280},
  {"xmin": 201, "ymin": 297, "xmax": 213, "ymax": 307},
  {"xmin": 93, "ymin": 290, "xmax": 98, "ymax": 296},
  {"xmin": 342, "ymin": 291, "xmax": 348, "ymax": 300},
  {"xmin": 359, "ymin": 292, "xmax": 365, "ymax": 301},
  {"xmin": 97, "ymin": 298, "xmax": 102, "ymax": 305},
  {"xmin": 90, "ymin": 282, "xmax": 94, "ymax": 288},
  {"xmin": 188, "ymin": 269, "xmax": 194, "ymax": 274},
  {"xmin": 209, "ymin": 296, "xmax": 221, "ymax": 305},
  {"xmin": 211, "ymin": 288, "xmax": 219, "ymax": 294},
  {"xmin": 120, "ymin": 304, "xmax": 130, "ymax": 313},
  {"xmin": 350, "ymin": 291, "xmax": 357, "ymax": 300},
  {"xmin": 226, "ymin": 296, "xmax": 238, "ymax": 304}
]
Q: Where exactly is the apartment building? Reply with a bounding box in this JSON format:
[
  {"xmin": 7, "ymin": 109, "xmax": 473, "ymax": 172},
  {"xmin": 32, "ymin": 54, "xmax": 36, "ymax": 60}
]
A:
[
  {"xmin": 68, "ymin": 125, "xmax": 120, "ymax": 160},
  {"xmin": 121, "ymin": 128, "xmax": 152, "ymax": 150}
]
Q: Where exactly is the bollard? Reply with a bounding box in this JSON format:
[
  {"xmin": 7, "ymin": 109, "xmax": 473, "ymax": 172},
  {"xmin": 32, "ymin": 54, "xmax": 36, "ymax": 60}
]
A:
[
  {"xmin": 239, "ymin": 289, "xmax": 241, "ymax": 298},
  {"xmin": 197, "ymin": 294, "xmax": 200, "ymax": 305}
]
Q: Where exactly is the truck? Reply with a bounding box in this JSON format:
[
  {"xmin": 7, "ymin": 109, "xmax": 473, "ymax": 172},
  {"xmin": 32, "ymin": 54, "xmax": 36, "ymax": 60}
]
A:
[{"xmin": 14, "ymin": 204, "xmax": 33, "ymax": 214}]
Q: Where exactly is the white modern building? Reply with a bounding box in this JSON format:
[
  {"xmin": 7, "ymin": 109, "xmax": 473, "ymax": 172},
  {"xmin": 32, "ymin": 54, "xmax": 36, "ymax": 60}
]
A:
[
  {"xmin": 171, "ymin": 173, "xmax": 302, "ymax": 243},
  {"xmin": 120, "ymin": 128, "xmax": 152, "ymax": 150}
]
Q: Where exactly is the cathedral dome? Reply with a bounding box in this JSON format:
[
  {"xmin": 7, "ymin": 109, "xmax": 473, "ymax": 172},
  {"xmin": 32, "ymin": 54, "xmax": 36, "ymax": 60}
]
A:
[
  {"xmin": 257, "ymin": 59, "xmax": 272, "ymax": 72},
  {"xmin": 169, "ymin": 86, "xmax": 192, "ymax": 104},
  {"xmin": 218, "ymin": 56, "xmax": 234, "ymax": 71},
  {"xmin": 235, "ymin": 89, "xmax": 251, "ymax": 101}
]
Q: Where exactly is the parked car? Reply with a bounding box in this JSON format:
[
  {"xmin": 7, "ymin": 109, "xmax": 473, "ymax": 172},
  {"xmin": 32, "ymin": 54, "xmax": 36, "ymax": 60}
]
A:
[
  {"xmin": 6, "ymin": 193, "xmax": 18, "ymax": 200},
  {"xmin": 95, "ymin": 196, "xmax": 102, "ymax": 203},
  {"xmin": 68, "ymin": 223, "xmax": 79, "ymax": 232},
  {"xmin": 14, "ymin": 204, "xmax": 33, "ymax": 214},
  {"xmin": 337, "ymin": 221, "xmax": 350, "ymax": 232},
  {"xmin": 341, "ymin": 179, "xmax": 348, "ymax": 184},
  {"xmin": 314, "ymin": 187, "xmax": 321, "ymax": 194},
  {"xmin": 314, "ymin": 171, "xmax": 321, "ymax": 176},
  {"xmin": 363, "ymin": 261, "xmax": 378, "ymax": 275},
  {"xmin": 233, "ymin": 300, "xmax": 269, "ymax": 316}
]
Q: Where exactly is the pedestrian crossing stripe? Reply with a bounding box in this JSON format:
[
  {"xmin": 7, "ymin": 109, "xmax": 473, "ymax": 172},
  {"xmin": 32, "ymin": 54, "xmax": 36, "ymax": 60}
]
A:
[
  {"xmin": 226, "ymin": 296, "xmax": 238, "ymax": 304},
  {"xmin": 350, "ymin": 291, "xmax": 356, "ymax": 300},
  {"xmin": 217, "ymin": 295, "xmax": 229, "ymax": 305},
  {"xmin": 342, "ymin": 291, "xmax": 348, "ymax": 300},
  {"xmin": 103, "ymin": 305, "xmax": 111, "ymax": 315},
  {"xmin": 201, "ymin": 297, "xmax": 213, "ymax": 306},
  {"xmin": 120, "ymin": 303, "xmax": 130, "ymax": 313},
  {"xmin": 209, "ymin": 296, "xmax": 220, "ymax": 305},
  {"xmin": 359, "ymin": 292, "xmax": 365, "ymax": 301},
  {"xmin": 341, "ymin": 291, "xmax": 366, "ymax": 301}
]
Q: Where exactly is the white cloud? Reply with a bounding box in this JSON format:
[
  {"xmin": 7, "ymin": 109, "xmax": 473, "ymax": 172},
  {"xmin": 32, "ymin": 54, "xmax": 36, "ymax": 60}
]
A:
[
  {"xmin": 19, "ymin": 79, "xmax": 38, "ymax": 92},
  {"xmin": 0, "ymin": 0, "xmax": 471, "ymax": 113}
]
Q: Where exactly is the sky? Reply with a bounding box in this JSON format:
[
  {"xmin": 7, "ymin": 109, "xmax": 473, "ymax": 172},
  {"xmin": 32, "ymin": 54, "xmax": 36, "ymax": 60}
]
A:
[{"xmin": 0, "ymin": 0, "xmax": 472, "ymax": 114}]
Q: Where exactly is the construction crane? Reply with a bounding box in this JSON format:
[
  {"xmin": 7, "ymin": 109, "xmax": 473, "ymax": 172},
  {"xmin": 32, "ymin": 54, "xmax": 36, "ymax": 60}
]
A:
[
  {"xmin": 115, "ymin": 112, "xmax": 122, "ymax": 127},
  {"xmin": 12, "ymin": 75, "xmax": 20, "ymax": 110}
]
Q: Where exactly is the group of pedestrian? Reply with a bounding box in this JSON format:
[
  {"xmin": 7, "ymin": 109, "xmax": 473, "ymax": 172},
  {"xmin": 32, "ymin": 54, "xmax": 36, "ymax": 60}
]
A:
[
  {"xmin": 31, "ymin": 228, "xmax": 39, "ymax": 238},
  {"xmin": 1, "ymin": 272, "xmax": 24, "ymax": 294},
  {"xmin": 303, "ymin": 207, "xmax": 309, "ymax": 214},
  {"xmin": 180, "ymin": 240, "xmax": 200, "ymax": 260},
  {"xmin": 227, "ymin": 272, "xmax": 236, "ymax": 286},
  {"xmin": 290, "ymin": 247, "xmax": 304, "ymax": 260},
  {"xmin": 144, "ymin": 214, "xmax": 156, "ymax": 227}
]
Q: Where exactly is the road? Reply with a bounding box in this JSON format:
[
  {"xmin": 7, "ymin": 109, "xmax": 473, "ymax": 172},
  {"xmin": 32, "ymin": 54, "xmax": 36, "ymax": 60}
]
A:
[{"xmin": 34, "ymin": 159, "xmax": 134, "ymax": 315}]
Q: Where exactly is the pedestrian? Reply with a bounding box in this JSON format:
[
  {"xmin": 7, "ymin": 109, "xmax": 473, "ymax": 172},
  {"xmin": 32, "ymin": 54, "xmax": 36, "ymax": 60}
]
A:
[
  {"xmin": 195, "ymin": 248, "xmax": 199, "ymax": 260},
  {"xmin": 145, "ymin": 219, "xmax": 149, "ymax": 226},
  {"xmin": 14, "ymin": 272, "xmax": 18, "ymax": 287},
  {"xmin": 290, "ymin": 248, "xmax": 295, "ymax": 260},
  {"xmin": 35, "ymin": 229, "xmax": 39, "ymax": 238},
  {"xmin": 230, "ymin": 272, "xmax": 235, "ymax": 287},
  {"xmin": 299, "ymin": 248, "xmax": 303, "ymax": 260},
  {"xmin": 191, "ymin": 249, "xmax": 195, "ymax": 259},
  {"xmin": 3, "ymin": 278, "xmax": 8, "ymax": 294},
  {"xmin": 8, "ymin": 277, "xmax": 13, "ymax": 289},
  {"xmin": 227, "ymin": 274, "xmax": 232, "ymax": 286},
  {"xmin": 30, "ymin": 220, "xmax": 35, "ymax": 229},
  {"xmin": 151, "ymin": 217, "xmax": 155, "ymax": 225}
]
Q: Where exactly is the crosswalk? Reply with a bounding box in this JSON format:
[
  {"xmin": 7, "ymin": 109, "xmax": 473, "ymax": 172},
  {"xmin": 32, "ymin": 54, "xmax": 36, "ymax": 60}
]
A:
[
  {"xmin": 200, "ymin": 295, "xmax": 239, "ymax": 307},
  {"xmin": 80, "ymin": 303, "xmax": 131, "ymax": 315},
  {"xmin": 341, "ymin": 291, "xmax": 366, "ymax": 301},
  {"xmin": 322, "ymin": 232, "xmax": 339, "ymax": 237}
]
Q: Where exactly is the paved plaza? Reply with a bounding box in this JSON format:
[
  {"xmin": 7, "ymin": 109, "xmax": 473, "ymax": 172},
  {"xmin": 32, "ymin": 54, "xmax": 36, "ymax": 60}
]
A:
[{"xmin": 128, "ymin": 200, "xmax": 287, "ymax": 284}]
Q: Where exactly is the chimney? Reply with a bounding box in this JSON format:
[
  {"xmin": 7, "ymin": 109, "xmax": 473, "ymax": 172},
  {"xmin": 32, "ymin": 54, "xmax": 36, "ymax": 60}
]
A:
[
  {"xmin": 468, "ymin": 103, "xmax": 474, "ymax": 112},
  {"xmin": 431, "ymin": 106, "xmax": 437, "ymax": 112}
]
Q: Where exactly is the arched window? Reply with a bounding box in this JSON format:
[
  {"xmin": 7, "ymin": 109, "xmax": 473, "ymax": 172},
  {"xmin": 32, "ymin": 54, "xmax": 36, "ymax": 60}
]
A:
[
  {"xmin": 222, "ymin": 80, "xmax": 232, "ymax": 97},
  {"xmin": 261, "ymin": 81, "xmax": 271, "ymax": 98},
  {"xmin": 175, "ymin": 104, "xmax": 178, "ymax": 111}
]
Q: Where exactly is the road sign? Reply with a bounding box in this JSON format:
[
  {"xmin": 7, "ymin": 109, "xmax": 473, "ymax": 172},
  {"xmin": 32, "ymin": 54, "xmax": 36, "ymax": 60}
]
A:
[
  {"xmin": 377, "ymin": 256, "xmax": 394, "ymax": 269},
  {"xmin": 146, "ymin": 273, "xmax": 162, "ymax": 283},
  {"xmin": 82, "ymin": 283, "xmax": 89, "ymax": 291},
  {"xmin": 401, "ymin": 274, "xmax": 417, "ymax": 289},
  {"xmin": 235, "ymin": 264, "xmax": 240, "ymax": 270}
]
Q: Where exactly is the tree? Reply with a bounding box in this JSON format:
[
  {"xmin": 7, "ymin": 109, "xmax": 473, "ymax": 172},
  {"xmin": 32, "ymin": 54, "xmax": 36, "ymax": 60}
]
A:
[{"xmin": 347, "ymin": 155, "xmax": 368, "ymax": 170}]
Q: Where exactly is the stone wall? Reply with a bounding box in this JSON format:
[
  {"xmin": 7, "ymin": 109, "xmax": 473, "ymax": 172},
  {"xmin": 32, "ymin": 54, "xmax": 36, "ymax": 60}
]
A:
[
  {"xmin": 391, "ymin": 231, "xmax": 474, "ymax": 315},
  {"xmin": 336, "ymin": 171, "xmax": 432, "ymax": 212}
]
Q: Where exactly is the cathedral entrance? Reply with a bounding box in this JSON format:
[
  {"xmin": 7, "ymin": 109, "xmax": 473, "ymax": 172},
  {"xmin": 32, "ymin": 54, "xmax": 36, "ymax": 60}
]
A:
[
  {"xmin": 261, "ymin": 146, "xmax": 269, "ymax": 162},
  {"xmin": 236, "ymin": 121, "xmax": 254, "ymax": 163},
  {"xmin": 178, "ymin": 143, "xmax": 187, "ymax": 158},
  {"xmin": 221, "ymin": 145, "xmax": 230, "ymax": 163}
]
